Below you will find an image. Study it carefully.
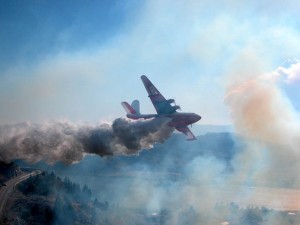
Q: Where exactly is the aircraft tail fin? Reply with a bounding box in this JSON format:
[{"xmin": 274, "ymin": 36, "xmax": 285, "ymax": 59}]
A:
[
  {"xmin": 122, "ymin": 99, "xmax": 160, "ymax": 120},
  {"xmin": 121, "ymin": 101, "xmax": 137, "ymax": 114},
  {"xmin": 131, "ymin": 100, "xmax": 140, "ymax": 114},
  {"xmin": 121, "ymin": 100, "xmax": 141, "ymax": 114}
]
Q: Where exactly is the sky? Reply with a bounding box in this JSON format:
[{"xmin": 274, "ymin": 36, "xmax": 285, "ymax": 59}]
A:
[{"xmin": 0, "ymin": 0, "xmax": 300, "ymax": 125}]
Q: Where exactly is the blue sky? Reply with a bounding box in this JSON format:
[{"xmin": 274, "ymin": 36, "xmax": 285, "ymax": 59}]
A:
[{"xmin": 0, "ymin": 0, "xmax": 299, "ymax": 124}]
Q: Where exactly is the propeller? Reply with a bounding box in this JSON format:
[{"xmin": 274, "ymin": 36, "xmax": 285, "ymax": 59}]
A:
[
  {"xmin": 173, "ymin": 105, "xmax": 181, "ymax": 111},
  {"xmin": 175, "ymin": 101, "xmax": 181, "ymax": 110}
]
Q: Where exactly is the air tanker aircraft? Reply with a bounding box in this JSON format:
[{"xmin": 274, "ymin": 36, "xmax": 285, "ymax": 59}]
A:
[{"xmin": 121, "ymin": 75, "xmax": 201, "ymax": 140}]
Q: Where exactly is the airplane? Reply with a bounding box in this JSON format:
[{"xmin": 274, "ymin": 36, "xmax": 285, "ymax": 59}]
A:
[{"xmin": 121, "ymin": 75, "xmax": 201, "ymax": 140}]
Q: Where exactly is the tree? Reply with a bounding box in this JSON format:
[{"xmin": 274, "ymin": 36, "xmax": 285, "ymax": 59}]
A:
[{"xmin": 82, "ymin": 184, "xmax": 92, "ymax": 201}]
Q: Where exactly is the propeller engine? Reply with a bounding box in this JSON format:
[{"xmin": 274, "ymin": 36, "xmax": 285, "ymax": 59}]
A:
[
  {"xmin": 167, "ymin": 99, "xmax": 181, "ymax": 111},
  {"xmin": 173, "ymin": 105, "xmax": 181, "ymax": 111},
  {"xmin": 167, "ymin": 99, "xmax": 175, "ymax": 104}
]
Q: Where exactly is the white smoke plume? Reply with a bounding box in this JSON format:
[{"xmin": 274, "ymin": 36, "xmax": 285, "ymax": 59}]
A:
[{"xmin": 0, "ymin": 118, "xmax": 173, "ymax": 164}]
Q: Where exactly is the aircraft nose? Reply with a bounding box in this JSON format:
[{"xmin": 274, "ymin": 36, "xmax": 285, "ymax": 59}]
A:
[{"xmin": 194, "ymin": 114, "xmax": 201, "ymax": 122}]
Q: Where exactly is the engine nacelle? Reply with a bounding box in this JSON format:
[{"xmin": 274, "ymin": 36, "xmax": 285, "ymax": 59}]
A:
[
  {"xmin": 167, "ymin": 99, "xmax": 175, "ymax": 104},
  {"xmin": 173, "ymin": 105, "xmax": 181, "ymax": 111}
]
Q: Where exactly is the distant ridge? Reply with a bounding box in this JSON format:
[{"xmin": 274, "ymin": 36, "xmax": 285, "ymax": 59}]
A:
[{"xmin": 192, "ymin": 124, "xmax": 234, "ymax": 136}]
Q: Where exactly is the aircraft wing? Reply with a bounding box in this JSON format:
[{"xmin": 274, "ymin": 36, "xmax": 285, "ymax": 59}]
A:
[
  {"xmin": 141, "ymin": 75, "xmax": 179, "ymax": 114},
  {"xmin": 175, "ymin": 126, "xmax": 196, "ymax": 141}
]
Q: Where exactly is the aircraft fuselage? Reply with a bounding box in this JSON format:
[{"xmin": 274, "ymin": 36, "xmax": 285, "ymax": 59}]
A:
[
  {"xmin": 127, "ymin": 112, "xmax": 201, "ymax": 128},
  {"xmin": 166, "ymin": 112, "xmax": 201, "ymax": 127}
]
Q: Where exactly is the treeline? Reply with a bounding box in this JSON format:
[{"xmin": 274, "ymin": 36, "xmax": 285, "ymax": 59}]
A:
[
  {"xmin": 131, "ymin": 204, "xmax": 300, "ymax": 225},
  {"xmin": 0, "ymin": 161, "xmax": 21, "ymax": 183},
  {"xmin": 19, "ymin": 171, "xmax": 93, "ymax": 203},
  {"xmin": 212, "ymin": 202, "xmax": 300, "ymax": 225},
  {"xmin": 2, "ymin": 172, "xmax": 108, "ymax": 225},
  {"xmin": 3, "ymin": 171, "xmax": 300, "ymax": 225}
]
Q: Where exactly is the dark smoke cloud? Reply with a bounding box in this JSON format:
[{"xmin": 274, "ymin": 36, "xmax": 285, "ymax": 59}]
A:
[{"xmin": 0, "ymin": 118, "xmax": 173, "ymax": 164}]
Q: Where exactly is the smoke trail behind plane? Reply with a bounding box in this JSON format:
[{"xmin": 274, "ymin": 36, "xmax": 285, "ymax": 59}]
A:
[{"xmin": 0, "ymin": 118, "xmax": 173, "ymax": 164}]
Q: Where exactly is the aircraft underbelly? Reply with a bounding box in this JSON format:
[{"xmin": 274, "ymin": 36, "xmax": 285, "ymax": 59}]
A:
[{"xmin": 166, "ymin": 115, "xmax": 193, "ymax": 127}]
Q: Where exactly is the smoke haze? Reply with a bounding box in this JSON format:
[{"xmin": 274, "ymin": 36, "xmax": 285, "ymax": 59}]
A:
[{"xmin": 8, "ymin": 62, "xmax": 300, "ymax": 223}]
